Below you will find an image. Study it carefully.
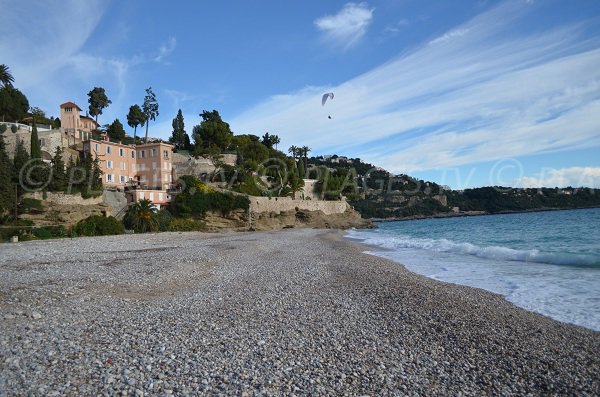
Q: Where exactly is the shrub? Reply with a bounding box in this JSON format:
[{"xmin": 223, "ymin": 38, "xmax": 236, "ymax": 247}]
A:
[
  {"xmin": 10, "ymin": 125, "xmax": 17, "ymax": 133},
  {"xmin": 156, "ymin": 209, "xmax": 174, "ymax": 232},
  {"xmin": 19, "ymin": 198, "xmax": 43, "ymax": 213},
  {"xmin": 174, "ymin": 176, "xmax": 250, "ymax": 217},
  {"xmin": 32, "ymin": 228, "xmax": 54, "ymax": 240},
  {"xmin": 0, "ymin": 124, "xmax": 6, "ymax": 133},
  {"xmin": 73, "ymin": 215, "xmax": 124, "ymax": 237},
  {"xmin": 168, "ymin": 218, "xmax": 206, "ymax": 232}
]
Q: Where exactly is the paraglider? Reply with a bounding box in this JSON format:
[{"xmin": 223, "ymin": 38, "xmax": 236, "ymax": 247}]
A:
[
  {"xmin": 322, "ymin": 92, "xmax": 334, "ymax": 119},
  {"xmin": 321, "ymin": 92, "xmax": 334, "ymax": 106}
]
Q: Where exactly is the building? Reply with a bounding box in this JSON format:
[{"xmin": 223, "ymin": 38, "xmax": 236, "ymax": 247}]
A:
[
  {"xmin": 83, "ymin": 135, "xmax": 175, "ymax": 207},
  {"xmin": 59, "ymin": 101, "xmax": 98, "ymax": 141}
]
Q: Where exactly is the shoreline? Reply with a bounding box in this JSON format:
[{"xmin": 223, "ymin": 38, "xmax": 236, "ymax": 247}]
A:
[
  {"xmin": 369, "ymin": 205, "xmax": 600, "ymax": 223},
  {"xmin": 1, "ymin": 229, "xmax": 598, "ymax": 395}
]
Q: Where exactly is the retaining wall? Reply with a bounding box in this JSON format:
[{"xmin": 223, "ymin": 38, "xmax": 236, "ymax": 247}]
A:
[
  {"xmin": 249, "ymin": 196, "xmax": 348, "ymax": 215},
  {"xmin": 25, "ymin": 191, "xmax": 103, "ymax": 206}
]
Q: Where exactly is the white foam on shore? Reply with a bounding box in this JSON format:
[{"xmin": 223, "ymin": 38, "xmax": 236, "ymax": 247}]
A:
[{"xmin": 346, "ymin": 230, "xmax": 600, "ymax": 332}]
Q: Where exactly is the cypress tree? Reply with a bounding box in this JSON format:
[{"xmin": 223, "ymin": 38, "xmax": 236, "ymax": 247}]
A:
[
  {"xmin": 13, "ymin": 139, "xmax": 29, "ymax": 193},
  {"xmin": 50, "ymin": 146, "xmax": 67, "ymax": 191},
  {"xmin": 30, "ymin": 122, "xmax": 41, "ymax": 159},
  {"xmin": 0, "ymin": 134, "xmax": 15, "ymax": 217}
]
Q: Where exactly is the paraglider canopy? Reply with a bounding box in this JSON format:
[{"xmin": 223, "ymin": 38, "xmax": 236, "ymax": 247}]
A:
[{"xmin": 321, "ymin": 92, "xmax": 334, "ymax": 106}]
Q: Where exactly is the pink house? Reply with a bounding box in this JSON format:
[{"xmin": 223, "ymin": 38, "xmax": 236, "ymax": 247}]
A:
[
  {"xmin": 60, "ymin": 101, "xmax": 98, "ymax": 140},
  {"xmin": 82, "ymin": 135, "xmax": 176, "ymax": 208}
]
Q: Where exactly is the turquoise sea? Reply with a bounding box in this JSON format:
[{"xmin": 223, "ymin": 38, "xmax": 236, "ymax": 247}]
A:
[{"xmin": 347, "ymin": 208, "xmax": 600, "ymax": 331}]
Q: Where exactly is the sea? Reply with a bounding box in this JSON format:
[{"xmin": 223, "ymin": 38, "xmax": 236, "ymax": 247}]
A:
[{"xmin": 346, "ymin": 208, "xmax": 600, "ymax": 331}]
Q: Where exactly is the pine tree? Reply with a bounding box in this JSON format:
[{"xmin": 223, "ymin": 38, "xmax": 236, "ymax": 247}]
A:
[
  {"xmin": 50, "ymin": 146, "xmax": 67, "ymax": 191},
  {"xmin": 0, "ymin": 134, "xmax": 15, "ymax": 217}
]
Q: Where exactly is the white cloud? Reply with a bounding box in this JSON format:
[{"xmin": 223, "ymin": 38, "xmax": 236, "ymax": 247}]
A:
[
  {"xmin": 232, "ymin": 1, "xmax": 600, "ymax": 175},
  {"xmin": 154, "ymin": 37, "xmax": 177, "ymax": 62},
  {"xmin": 429, "ymin": 29, "xmax": 470, "ymax": 45},
  {"xmin": 314, "ymin": 2, "xmax": 374, "ymax": 50},
  {"xmin": 516, "ymin": 167, "xmax": 600, "ymax": 188}
]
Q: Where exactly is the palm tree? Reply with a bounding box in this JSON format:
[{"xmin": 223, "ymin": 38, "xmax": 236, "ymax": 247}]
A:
[
  {"xmin": 272, "ymin": 135, "xmax": 281, "ymax": 150},
  {"xmin": 0, "ymin": 64, "xmax": 14, "ymax": 88},
  {"xmin": 300, "ymin": 146, "xmax": 311, "ymax": 175},
  {"xmin": 288, "ymin": 145, "xmax": 298, "ymax": 160},
  {"xmin": 123, "ymin": 199, "xmax": 159, "ymax": 233}
]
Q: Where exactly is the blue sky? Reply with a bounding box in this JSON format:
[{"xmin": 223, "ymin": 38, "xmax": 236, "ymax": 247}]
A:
[{"xmin": 2, "ymin": 0, "xmax": 599, "ymax": 189}]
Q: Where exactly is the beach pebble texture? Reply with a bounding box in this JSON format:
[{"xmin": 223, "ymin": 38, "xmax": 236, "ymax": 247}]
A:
[{"xmin": 0, "ymin": 229, "xmax": 598, "ymax": 396}]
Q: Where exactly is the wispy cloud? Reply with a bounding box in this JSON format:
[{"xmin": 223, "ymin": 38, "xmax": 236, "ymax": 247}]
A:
[
  {"xmin": 233, "ymin": 1, "xmax": 600, "ymax": 175},
  {"xmin": 154, "ymin": 37, "xmax": 177, "ymax": 62},
  {"xmin": 516, "ymin": 167, "xmax": 600, "ymax": 188},
  {"xmin": 314, "ymin": 2, "xmax": 374, "ymax": 50}
]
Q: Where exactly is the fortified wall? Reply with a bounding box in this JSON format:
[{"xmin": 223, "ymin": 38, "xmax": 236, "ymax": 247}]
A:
[{"xmin": 249, "ymin": 196, "xmax": 348, "ymax": 215}]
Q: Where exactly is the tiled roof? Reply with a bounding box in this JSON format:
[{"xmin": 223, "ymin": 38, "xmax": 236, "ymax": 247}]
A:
[{"xmin": 60, "ymin": 101, "xmax": 82, "ymax": 110}]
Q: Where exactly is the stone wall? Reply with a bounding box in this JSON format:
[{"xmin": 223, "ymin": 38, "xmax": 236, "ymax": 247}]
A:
[
  {"xmin": 172, "ymin": 153, "xmax": 238, "ymax": 179},
  {"xmin": 249, "ymin": 196, "xmax": 348, "ymax": 215},
  {"xmin": 25, "ymin": 191, "xmax": 103, "ymax": 206},
  {"xmin": 1, "ymin": 128, "xmax": 81, "ymax": 162}
]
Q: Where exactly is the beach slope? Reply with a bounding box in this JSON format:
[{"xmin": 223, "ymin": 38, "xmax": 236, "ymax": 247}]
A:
[{"xmin": 0, "ymin": 229, "xmax": 598, "ymax": 395}]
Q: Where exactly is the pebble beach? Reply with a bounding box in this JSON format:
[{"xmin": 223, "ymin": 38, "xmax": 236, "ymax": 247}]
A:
[{"xmin": 1, "ymin": 229, "xmax": 598, "ymax": 396}]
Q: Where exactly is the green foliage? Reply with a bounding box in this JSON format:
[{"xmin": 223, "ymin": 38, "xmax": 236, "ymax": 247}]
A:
[
  {"xmin": 0, "ymin": 134, "xmax": 15, "ymax": 216},
  {"xmin": 0, "ymin": 86, "xmax": 29, "ymax": 122},
  {"xmin": 142, "ymin": 87, "xmax": 159, "ymax": 143},
  {"xmin": 87, "ymin": 87, "xmax": 111, "ymax": 123},
  {"xmin": 123, "ymin": 199, "xmax": 159, "ymax": 233},
  {"xmin": 19, "ymin": 198, "xmax": 43, "ymax": 213},
  {"xmin": 30, "ymin": 123, "xmax": 41, "ymax": 159},
  {"xmin": 73, "ymin": 215, "xmax": 124, "ymax": 237},
  {"xmin": 192, "ymin": 110, "xmax": 233, "ymax": 153},
  {"xmin": 169, "ymin": 109, "xmax": 189, "ymax": 150},
  {"xmin": 174, "ymin": 175, "xmax": 249, "ymax": 216},
  {"xmin": 127, "ymin": 104, "xmax": 146, "ymax": 142},
  {"xmin": 106, "ymin": 118, "xmax": 126, "ymax": 141},
  {"xmin": 156, "ymin": 208, "xmax": 174, "ymax": 232},
  {"xmin": 32, "ymin": 227, "xmax": 53, "ymax": 239},
  {"xmin": 0, "ymin": 124, "xmax": 6, "ymax": 133},
  {"xmin": 49, "ymin": 146, "xmax": 66, "ymax": 191},
  {"xmin": 0, "ymin": 64, "xmax": 15, "ymax": 88},
  {"xmin": 167, "ymin": 217, "xmax": 206, "ymax": 232},
  {"xmin": 10, "ymin": 125, "xmax": 16, "ymax": 133}
]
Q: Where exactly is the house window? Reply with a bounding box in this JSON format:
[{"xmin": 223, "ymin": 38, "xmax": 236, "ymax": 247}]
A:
[
  {"xmin": 106, "ymin": 160, "xmax": 113, "ymax": 169},
  {"xmin": 163, "ymin": 150, "xmax": 169, "ymax": 159},
  {"xmin": 149, "ymin": 192, "xmax": 155, "ymax": 201},
  {"xmin": 139, "ymin": 150, "xmax": 145, "ymax": 158},
  {"xmin": 131, "ymin": 151, "xmax": 135, "ymax": 159},
  {"xmin": 65, "ymin": 107, "xmax": 72, "ymax": 112},
  {"xmin": 119, "ymin": 148, "xmax": 124, "ymax": 156},
  {"xmin": 106, "ymin": 174, "xmax": 113, "ymax": 182},
  {"xmin": 152, "ymin": 162, "xmax": 157, "ymax": 169},
  {"xmin": 120, "ymin": 162, "xmax": 126, "ymax": 170},
  {"xmin": 151, "ymin": 148, "xmax": 157, "ymax": 157},
  {"xmin": 120, "ymin": 175, "xmax": 126, "ymax": 183},
  {"xmin": 140, "ymin": 192, "xmax": 145, "ymax": 199},
  {"xmin": 106, "ymin": 146, "xmax": 111, "ymax": 154},
  {"xmin": 95, "ymin": 143, "xmax": 99, "ymax": 152},
  {"xmin": 158, "ymin": 193, "xmax": 163, "ymax": 201}
]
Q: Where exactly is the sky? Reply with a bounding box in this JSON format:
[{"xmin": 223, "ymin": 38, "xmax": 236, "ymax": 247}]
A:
[{"xmin": 1, "ymin": 0, "xmax": 599, "ymax": 189}]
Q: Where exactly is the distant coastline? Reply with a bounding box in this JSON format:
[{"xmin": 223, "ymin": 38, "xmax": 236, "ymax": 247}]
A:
[{"xmin": 369, "ymin": 205, "xmax": 600, "ymax": 223}]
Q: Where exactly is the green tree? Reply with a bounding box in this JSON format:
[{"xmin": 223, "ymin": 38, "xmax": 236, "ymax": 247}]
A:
[
  {"xmin": 0, "ymin": 64, "xmax": 15, "ymax": 88},
  {"xmin": 0, "ymin": 134, "xmax": 15, "ymax": 216},
  {"xmin": 0, "ymin": 86, "xmax": 29, "ymax": 122},
  {"xmin": 169, "ymin": 109, "xmax": 188, "ymax": 150},
  {"xmin": 124, "ymin": 199, "xmax": 159, "ymax": 233},
  {"xmin": 87, "ymin": 87, "xmax": 111, "ymax": 125},
  {"xmin": 106, "ymin": 118, "xmax": 126, "ymax": 141},
  {"xmin": 142, "ymin": 87, "xmax": 159, "ymax": 143},
  {"xmin": 300, "ymin": 146, "xmax": 311, "ymax": 175},
  {"xmin": 49, "ymin": 146, "xmax": 67, "ymax": 191},
  {"xmin": 30, "ymin": 123, "xmax": 42, "ymax": 159},
  {"xmin": 127, "ymin": 104, "xmax": 146, "ymax": 143},
  {"xmin": 192, "ymin": 110, "xmax": 233, "ymax": 153},
  {"xmin": 288, "ymin": 145, "xmax": 298, "ymax": 160}
]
